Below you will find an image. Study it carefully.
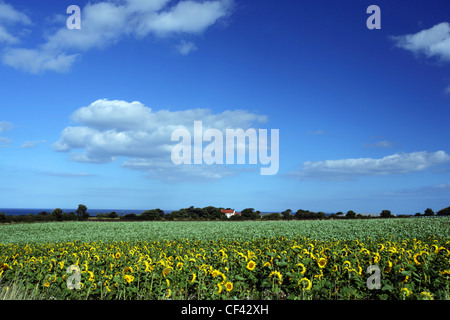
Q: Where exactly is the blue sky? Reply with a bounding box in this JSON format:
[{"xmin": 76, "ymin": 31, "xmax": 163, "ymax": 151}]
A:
[{"xmin": 1, "ymin": 0, "xmax": 450, "ymax": 214}]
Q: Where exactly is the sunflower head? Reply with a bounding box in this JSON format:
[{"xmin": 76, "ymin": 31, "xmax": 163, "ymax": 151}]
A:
[
  {"xmin": 299, "ymin": 277, "xmax": 312, "ymax": 290},
  {"xmin": 225, "ymin": 282, "xmax": 233, "ymax": 292},
  {"xmin": 317, "ymin": 258, "xmax": 327, "ymax": 268},
  {"xmin": 246, "ymin": 260, "xmax": 256, "ymax": 271}
]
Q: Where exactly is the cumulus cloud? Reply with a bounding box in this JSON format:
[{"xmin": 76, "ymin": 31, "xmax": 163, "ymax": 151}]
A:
[
  {"xmin": 287, "ymin": 151, "xmax": 450, "ymax": 181},
  {"xmin": 53, "ymin": 99, "xmax": 267, "ymax": 181},
  {"xmin": 392, "ymin": 22, "xmax": 450, "ymax": 62},
  {"xmin": 1, "ymin": 0, "xmax": 233, "ymax": 73}
]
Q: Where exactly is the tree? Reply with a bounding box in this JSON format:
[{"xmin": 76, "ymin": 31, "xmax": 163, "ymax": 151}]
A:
[
  {"xmin": 241, "ymin": 208, "xmax": 259, "ymax": 220},
  {"xmin": 437, "ymin": 206, "xmax": 450, "ymax": 216},
  {"xmin": 346, "ymin": 210, "xmax": 356, "ymax": 219},
  {"xmin": 75, "ymin": 204, "xmax": 89, "ymax": 220},
  {"xmin": 281, "ymin": 209, "xmax": 294, "ymax": 220},
  {"xmin": 262, "ymin": 213, "xmax": 281, "ymax": 220},
  {"xmin": 424, "ymin": 208, "xmax": 435, "ymax": 216},
  {"xmin": 380, "ymin": 210, "xmax": 392, "ymax": 218},
  {"xmin": 140, "ymin": 209, "xmax": 164, "ymax": 220},
  {"xmin": 107, "ymin": 211, "xmax": 119, "ymax": 219},
  {"xmin": 295, "ymin": 209, "xmax": 309, "ymax": 219},
  {"xmin": 51, "ymin": 208, "xmax": 63, "ymax": 221}
]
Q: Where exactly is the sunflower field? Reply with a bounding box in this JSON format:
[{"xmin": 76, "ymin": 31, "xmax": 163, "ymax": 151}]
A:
[{"xmin": 0, "ymin": 219, "xmax": 449, "ymax": 300}]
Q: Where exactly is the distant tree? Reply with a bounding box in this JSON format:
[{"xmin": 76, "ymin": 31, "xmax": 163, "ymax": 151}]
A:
[
  {"xmin": 281, "ymin": 209, "xmax": 294, "ymax": 220},
  {"xmin": 262, "ymin": 213, "xmax": 281, "ymax": 220},
  {"xmin": 414, "ymin": 212, "xmax": 422, "ymax": 216},
  {"xmin": 122, "ymin": 213, "xmax": 138, "ymax": 220},
  {"xmin": 107, "ymin": 211, "xmax": 119, "ymax": 219},
  {"xmin": 140, "ymin": 209, "xmax": 164, "ymax": 220},
  {"xmin": 437, "ymin": 206, "xmax": 450, "ymax": 216},
  {"xmin": 335, "ymin": 212, "xmax": 343, "ymax": 216},
  {"xmin": 380, "ymin": 210, "xmax": 392, "ymax": 218},
  {"xmin": 317, "ymin": 212, "xmax": 326, "ymax": 219},
  {"xmin": 346, "ymin": 210, "xmax": 356, "ymax": 219},
  {"xmin": 0, "ymin": 212, "xmax": 6, "ymax": 223},
  {"xmin": 75, "ymin": 204, "xmax": 89, "ymax": 220},
  {"xmin": 424, "ymin": 208, "xmax": 435, "ymax": 216},
  {"xmin": 38, "ymin": 211, "xmax": 48, "ymax": 216},
  {"xmin": 241, "ymin": 208, "xmax": 259, "ymax": 220},
  {"xmin": 202, "ymin": 206, "xmax": 225, "ymax": 220},
  {"xmin": 51, "ymin": 208, "xmax": 63, "ymax": 221},
  {"xmin": 295, "ymin": 209, "xmax": 309, "ymax": 219}
]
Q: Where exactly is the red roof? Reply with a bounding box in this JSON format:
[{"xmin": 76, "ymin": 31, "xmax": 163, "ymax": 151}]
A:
[{"xmin": 221, "ymin": 209, "xmax": 235, "ymax": 214}]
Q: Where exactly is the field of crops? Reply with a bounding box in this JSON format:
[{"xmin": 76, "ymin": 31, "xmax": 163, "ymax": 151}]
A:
[{"xmin": 1, "ymin": 218, "xmax": 449, "ymax": 300}]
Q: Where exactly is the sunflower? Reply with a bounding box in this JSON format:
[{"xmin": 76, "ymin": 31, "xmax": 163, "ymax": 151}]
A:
[
  {"xmin": 269, "ymin": 271, "xmax": 283, "ymax": 284},
  {"xmin": 162, "ymin": 267, "xmax": 171, "ymax": 277},
  {"xmin": 225, "ymin": 282, "xmax": 233, "ymax": 292},
  {"xmin": 373, "ymin": 253, "xmax": 381, "ymax": 264},
  {"xmin": 216, "ymin": 283, "xmax": 223, "ymax": 294},
  {"xmin": 400, "ymin": 287, "xmax": 410, "ymax": 298},
  {"xmin": 384, "ymin": 260, "xmax": 393, "ymax": 273},
  {"xmin": 263, "ymin": 262, "xmax": 271, "ymax": 268},
  {"xmin": 189, "ymin": 273, "xmax": 196, "ymax": 283},
  {"xmin": 343, "ymin": 260, "xmax": 351, "ymax": 269},
  {"xmin": 317, "ymin": 257, "xmax": 327, "ymax": 269},
  {"xmin": 296, "ymin": 263, "xmax": 306, "ymax": 274},
  {"xmin": 246, "ymin": 260, "xmax": 256, "ymax": 271},
  {"xmin": 123, "ymin": 266, "xmax": 133, "ymax": 273},
  {"xmin": 420, "ymin": 291, "xmax": 434, "ymax": 300},
  {"xmin": 298, "ymin": 278, "xmax": 312, "ymax": 290},
  {"xmin": 413, "ymin": 253, "xmax": 422, "ymax": 265},
  {"xmin": 123, "ymin": 274, "xmax": 134, "ymax": 284}
]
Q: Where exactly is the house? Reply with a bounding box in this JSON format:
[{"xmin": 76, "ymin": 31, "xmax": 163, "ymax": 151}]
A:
[{"xmin": 221, "ymin": 209, "xmax": 241, "ymax": 219}]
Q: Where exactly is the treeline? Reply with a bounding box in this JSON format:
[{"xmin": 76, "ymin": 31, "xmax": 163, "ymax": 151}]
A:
[
  {"xmin": 1, "ymin": 205, "xmax": 450, "ymax": 224},
  {"xmin": 0, "ymin": 205, "xmax": 89, "ymax": 224}
]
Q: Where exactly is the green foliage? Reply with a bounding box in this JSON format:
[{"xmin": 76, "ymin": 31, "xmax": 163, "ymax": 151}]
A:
[
  {"xmin": 380, "ymin": 210, "xmax": 393, "ymax": 218},
  {"xmin": 437, "ymin": 206, "xmax": 450, "ymax": 216}
]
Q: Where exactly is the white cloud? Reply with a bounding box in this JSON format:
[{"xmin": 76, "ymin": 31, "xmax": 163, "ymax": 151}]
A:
[
  {"xmin": 2, "ymin": 48, "xmax": 79, "ymax": 74},
  {"xmin": 20, "ymin": 139, "xmax": 47, "ymax": 148},
  {"xmin": 393, "ymin": 22, "xmax": 450, "ymax": 62},
  {"xmin": 0, "ymin": 121, "xmax": 13, "ymax": 147},
  {"xmin": 176, "ymin": 40, "xmax": 197, "ymax": 55},
  {"xmin": 0, "ymin": 136, "xmax": 12, "ymax": 147},
  {"xmin": 136, "ymin": 0, "xmax": 233, "ymax": 36},
  {"xmin": 2, "ymin": 0, "xmax": 233, "ymax": 73},
  {"xmin": 53, "ymin": 98, "xmax": 267, "ymax": 180},
  {"xmin": 0, "ymin": 1, "xmax": 31, "ymax": 44},
  {"xmin": 0, "ymin": 121, "xmax": 13, "ymax": 133},
  {"xmin": 288, "ymin": 151, "xmax": 450, "ymax": 180}
]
